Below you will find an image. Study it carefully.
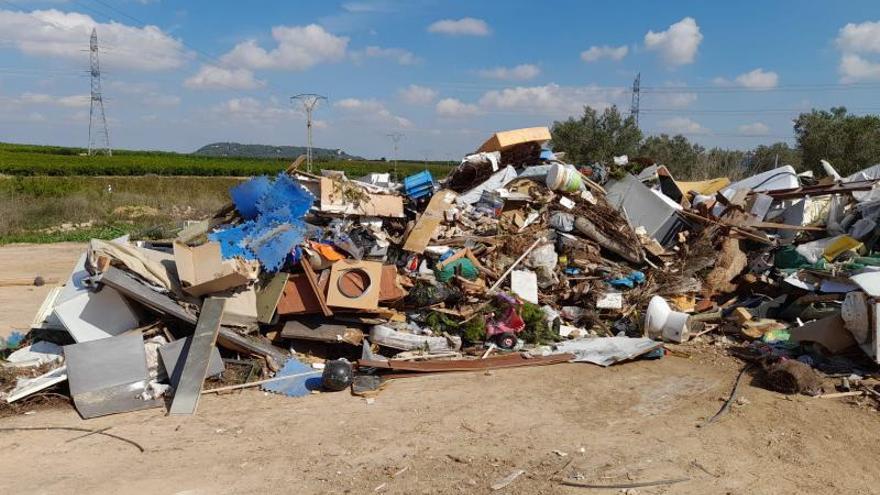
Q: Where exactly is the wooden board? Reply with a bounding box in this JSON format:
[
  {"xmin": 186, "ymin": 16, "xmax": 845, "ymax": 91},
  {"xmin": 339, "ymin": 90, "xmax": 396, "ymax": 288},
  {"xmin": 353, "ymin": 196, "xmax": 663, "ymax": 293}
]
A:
[
  {"xmin": 326, "ymin": 260, "xmax": 383, "ymax": 310},
  {"xmin": 302, "ymin": 262, "xmax": 333, "ymax": 317},
  {"xmin": 402, "ymin": 189, "xmax": 457, "ymax": 253},
  {"xmin": 276, "ymin": 274, "xmax": 323, "ymax": 315},
  {"xmin": 281, "ymin": 319, "xmax": 364, "ymax": 345},
  {"xmin": 169, "ymin": 298, "xmax": 226, "ymax": 415},
  {"xmin": 358, "ymin": 352, "xmax": 574, "ymax": 373},
  {"xmin": 256, "ymin": 272, "xmax": 290, "ymax": 324}
]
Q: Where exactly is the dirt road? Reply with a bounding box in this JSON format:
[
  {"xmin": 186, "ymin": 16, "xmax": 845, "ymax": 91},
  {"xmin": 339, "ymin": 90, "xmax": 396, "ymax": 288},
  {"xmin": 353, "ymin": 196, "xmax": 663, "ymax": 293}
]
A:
[{"xmin": 1, "ymin": 243, "xmax": 879, "ymax": 494}]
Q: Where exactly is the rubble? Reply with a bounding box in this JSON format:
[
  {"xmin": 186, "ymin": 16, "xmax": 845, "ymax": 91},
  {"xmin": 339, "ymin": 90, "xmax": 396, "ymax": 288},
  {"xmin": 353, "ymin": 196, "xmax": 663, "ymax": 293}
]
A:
[{"xmin": 8, "ymin": 125, "xmax": 880, "ymax": 418}]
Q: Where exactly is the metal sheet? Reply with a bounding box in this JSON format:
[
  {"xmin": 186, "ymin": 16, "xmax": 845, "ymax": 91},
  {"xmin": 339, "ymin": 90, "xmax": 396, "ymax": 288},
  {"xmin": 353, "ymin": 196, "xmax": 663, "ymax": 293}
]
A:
[
  {"xmin": 99, "ymin": 267, "xmax": 198, "ymax": 324},
  {"xmin": 65, "ymin": 332, "xmax": 162, "ymax": 419},
  {"xmin": 169, "ymin": 298, "xmax": 226, "ymax": 415},
  {"xmin": 158, "ymin": 337, "xmax": 224, "ymax": 384},
  {"xmin": 54, "ymin": 288, "xmax": 140, "ymax": 343}
]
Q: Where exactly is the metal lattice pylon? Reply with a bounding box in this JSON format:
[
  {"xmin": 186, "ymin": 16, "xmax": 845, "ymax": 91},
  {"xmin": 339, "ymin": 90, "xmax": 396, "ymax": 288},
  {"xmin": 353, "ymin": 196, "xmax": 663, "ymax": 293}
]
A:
[{"xmin": 88, "ymin": 28, "xmax": 112, "ymax": 156}]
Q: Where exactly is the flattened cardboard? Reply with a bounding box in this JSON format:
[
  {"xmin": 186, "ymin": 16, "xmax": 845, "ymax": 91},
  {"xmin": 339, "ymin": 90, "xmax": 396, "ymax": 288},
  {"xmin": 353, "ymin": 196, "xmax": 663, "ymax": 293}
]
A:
[
  {"xmin": 402, "ymin": 189, "xmax": 458, "ymax": 253},
  {"xmin": 790, "ymin": 315, "xmax": 857, "ymax": 353},
  {"xmin": 477, "ymin": 127, "xmax": 551, "ymax": 153},
  {"xmin": 218, "ymin": 287, "xmax": 259, "ymax": 328},
  {"xmin": 319, "ymin": 177, "xmax": 404, "ymax": 218},
  {"xmin": 173, "ymin": 241, "xmax": 258, "ymax": 297},
  {"xmin": 326, "ymin": 260, "xmax": 382, "ymax": 310}
]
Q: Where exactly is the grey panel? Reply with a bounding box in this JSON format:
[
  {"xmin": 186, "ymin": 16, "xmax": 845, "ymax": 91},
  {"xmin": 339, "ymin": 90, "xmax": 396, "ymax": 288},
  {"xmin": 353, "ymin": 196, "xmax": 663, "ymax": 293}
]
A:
[
  {"xmin": 65, "ymin": 332, "xmax": 162, "ymax": 419},
  {"xmin": 169, "ymin": 298, "xmax": 226, "ymax": 415}
]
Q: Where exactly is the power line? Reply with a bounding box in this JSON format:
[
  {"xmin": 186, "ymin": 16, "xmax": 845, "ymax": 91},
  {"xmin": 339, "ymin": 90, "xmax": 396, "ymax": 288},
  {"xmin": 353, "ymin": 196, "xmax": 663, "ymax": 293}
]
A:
[
  {"xmin": 291, "ymin": 94, "xmax": 327, "ymax": 173},
  {"xmin": 629, "ymin": 72, "xmax": 640, "ymax": 125},
  {"xmin": 386, "ymin": 132, "xmax": 403, "ymax": 178},
  {"xmin": 88, "ymin": 28, "xmax": 111, "ymax": 156}
]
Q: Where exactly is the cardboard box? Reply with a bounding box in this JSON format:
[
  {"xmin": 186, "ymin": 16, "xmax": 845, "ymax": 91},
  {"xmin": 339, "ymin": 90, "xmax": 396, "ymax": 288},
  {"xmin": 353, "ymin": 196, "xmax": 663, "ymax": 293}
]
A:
[{"xmin": 173, "ymin": 241, "xmax": 258, "ymax": 297}]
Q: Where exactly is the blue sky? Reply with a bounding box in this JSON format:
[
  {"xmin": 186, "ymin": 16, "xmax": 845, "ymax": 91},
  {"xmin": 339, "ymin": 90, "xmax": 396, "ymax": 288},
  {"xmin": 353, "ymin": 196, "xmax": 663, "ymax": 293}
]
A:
[{"xmin": 1, "ymin": 0, "xmax": 880, "ymax": 159}]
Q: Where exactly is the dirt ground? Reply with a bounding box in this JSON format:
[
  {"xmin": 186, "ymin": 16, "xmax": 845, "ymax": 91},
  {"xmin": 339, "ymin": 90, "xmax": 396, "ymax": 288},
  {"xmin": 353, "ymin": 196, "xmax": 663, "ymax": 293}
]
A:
[{"xmin": 2, "ymin": 243, "xmax": 880, "ymax": 495}]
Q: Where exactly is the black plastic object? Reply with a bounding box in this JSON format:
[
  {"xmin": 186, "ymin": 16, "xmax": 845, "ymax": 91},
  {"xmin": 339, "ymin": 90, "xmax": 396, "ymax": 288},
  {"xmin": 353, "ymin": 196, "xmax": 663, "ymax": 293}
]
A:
[
  {"xmin": 494, "ymin": 332, "xmax": 518, "ymax": 350},
  {"xmin": 322, "ymin": 358, "xmax": 353, "ymax": 391}
]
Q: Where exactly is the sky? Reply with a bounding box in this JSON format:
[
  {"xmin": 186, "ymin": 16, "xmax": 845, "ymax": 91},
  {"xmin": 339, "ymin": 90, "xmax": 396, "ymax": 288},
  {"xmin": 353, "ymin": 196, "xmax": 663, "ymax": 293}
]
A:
[{"xmin": 1, "ymin": 0, "xmax": 880, "ymax": 160}]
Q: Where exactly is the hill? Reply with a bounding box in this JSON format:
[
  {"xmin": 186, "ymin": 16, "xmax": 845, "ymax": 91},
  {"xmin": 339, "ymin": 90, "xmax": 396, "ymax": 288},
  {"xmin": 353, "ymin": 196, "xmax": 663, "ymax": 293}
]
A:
[{"xmin": 193, "ymin": 142, "xmax": 363, "ymax": 160}]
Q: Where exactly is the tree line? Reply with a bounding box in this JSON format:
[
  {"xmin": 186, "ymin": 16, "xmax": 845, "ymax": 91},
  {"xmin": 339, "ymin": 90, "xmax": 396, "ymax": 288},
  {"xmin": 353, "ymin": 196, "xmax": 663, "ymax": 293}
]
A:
[{"xmin": 550, "ymin": 106, "xmax": 880, "ymax": 180}]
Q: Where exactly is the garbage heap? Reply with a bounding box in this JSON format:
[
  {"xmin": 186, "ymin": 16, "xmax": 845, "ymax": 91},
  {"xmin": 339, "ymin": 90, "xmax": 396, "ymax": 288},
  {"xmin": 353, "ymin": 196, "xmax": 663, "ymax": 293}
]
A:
[{"xmin": 5, "ymin": 126, "xmax": 880, "ymax": 418}]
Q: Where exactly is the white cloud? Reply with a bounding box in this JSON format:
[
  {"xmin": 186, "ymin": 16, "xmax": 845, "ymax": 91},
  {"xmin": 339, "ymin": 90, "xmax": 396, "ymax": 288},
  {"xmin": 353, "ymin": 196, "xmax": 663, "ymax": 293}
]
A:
[
  {"xmin": 143, "ymin": 94, "xmax": 180, "ymax": 106},
  {"xmin": 211, "ymin": 97, "xmax": 299, "ymax": 124},
  {"xmin": 657, "ymin": 91, "xmax": 697, "ymax": 108},
  {"xmin": 734, "ymin": 68, "xmax": 778, "ymax": 89},
  {"xmin": 398, "ymin": 84, "xmax": 437, "ymax": 105},
  {"xmin": 837, "ymin": 21, "xmax": 880, "ymax": 54},
  {"xmin": 0, "ymin": 9, "xmax": 188, "ymax": 71},
  {"xmin": 350, "ymin": 46, "xmax": 419, "ymax": 65},
  {"xmin": 221, "ymin": 24, "xmax": 348, "ymax": 71},
  {"xmin": 659, "ymin": 116, "xmax": 709, "ymax": 135},
  {"xmin": 427, "ymin": 17, "xmax": 490, "ymax": 36},
  {"xmin": 184, "ymin": 65, "xmax": 265, "ymax": 90},
  {"xmin": 478, "ymin": 64, "xmax": 540, "ymax": 81},
  {"xmin": 334, "ymin": 98, "xmax": 412, "ymax": 128},
  {"xmin": 711, "ymin": 76, "xmax": 732, "ymax": 86},
  {"xmin": 836, "ymin": 21, "xmax": 880, "ymax": 82},
  {"xmin": 580, "ymin": 45, "xmax": 628, "ymax": 63},
  {"xmin": 435, "ymin": 98, "xmax": 482, "ymax": 117},
  {"xmin": 644, "ymin": 17, "xmax": 702, "ymax": 66},
  {"xmin": 14, "ymin": 92, "xmax": 89, "ymax": 108},
  {"xmin": 839, "ymin": 53, "xmax": 880, "ymax": 82},
  {"xmin": 738, "ymin": 122, "xmax": 770, "ymax": 135},
  {"xmin": 478, "ymin": 83, "xmax": 628, "ymax": 117}
]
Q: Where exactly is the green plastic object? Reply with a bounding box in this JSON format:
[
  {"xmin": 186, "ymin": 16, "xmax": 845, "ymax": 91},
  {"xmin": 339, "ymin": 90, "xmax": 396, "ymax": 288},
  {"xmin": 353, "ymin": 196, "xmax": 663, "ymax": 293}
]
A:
[
  {"xmin": 773, "ymin": 246, "xmax": 810, "ymax": 269},
  {"xmin": 435, "ymin": 258, "xmax": 479, "ymax": 283}
]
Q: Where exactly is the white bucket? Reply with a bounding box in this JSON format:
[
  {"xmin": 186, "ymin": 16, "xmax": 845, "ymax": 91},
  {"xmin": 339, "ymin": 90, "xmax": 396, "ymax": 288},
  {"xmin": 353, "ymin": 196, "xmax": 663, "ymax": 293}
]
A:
[{"xmin": 546, "ymin": 164, "xmax": 582, "ymax": 192}]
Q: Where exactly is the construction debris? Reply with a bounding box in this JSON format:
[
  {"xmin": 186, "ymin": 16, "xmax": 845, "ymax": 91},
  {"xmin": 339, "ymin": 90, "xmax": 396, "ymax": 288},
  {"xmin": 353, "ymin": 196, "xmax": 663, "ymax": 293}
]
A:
[{"xmin": 8, "ymin": 126, "xmax": 880, "ymax": 417}]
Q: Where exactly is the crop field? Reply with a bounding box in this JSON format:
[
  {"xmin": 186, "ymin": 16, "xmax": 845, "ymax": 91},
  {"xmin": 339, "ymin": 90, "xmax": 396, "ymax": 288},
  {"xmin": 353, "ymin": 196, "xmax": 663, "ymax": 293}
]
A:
[
  {"xmin": 0, "ymin": 142, "xmax": 453, "ymax": 244},
  {"xmin": 0, "ymin": 142, "xmax": 453, "ymax": 178}
]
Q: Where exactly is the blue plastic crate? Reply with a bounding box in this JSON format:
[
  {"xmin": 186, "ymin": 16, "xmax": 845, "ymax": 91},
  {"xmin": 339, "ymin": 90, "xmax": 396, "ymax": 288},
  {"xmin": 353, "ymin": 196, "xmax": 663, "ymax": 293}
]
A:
[{"xmin": 403, "ymin": 170, "xmax": 434, "ymax": 200}]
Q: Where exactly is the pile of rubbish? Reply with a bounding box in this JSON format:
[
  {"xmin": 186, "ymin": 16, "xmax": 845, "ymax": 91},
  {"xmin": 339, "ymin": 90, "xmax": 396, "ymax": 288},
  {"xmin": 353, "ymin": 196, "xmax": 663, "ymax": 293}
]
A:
[{"xmin": 6, "ymin": 126, "xmax": 880, "ymax": 418}]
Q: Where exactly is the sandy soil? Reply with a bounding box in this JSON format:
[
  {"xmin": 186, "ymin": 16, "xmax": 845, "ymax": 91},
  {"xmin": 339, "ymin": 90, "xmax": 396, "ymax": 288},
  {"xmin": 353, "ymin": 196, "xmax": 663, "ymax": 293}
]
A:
[{"xmin": 2, "ymin": 243, "xmax": 880, "ymax": 495}]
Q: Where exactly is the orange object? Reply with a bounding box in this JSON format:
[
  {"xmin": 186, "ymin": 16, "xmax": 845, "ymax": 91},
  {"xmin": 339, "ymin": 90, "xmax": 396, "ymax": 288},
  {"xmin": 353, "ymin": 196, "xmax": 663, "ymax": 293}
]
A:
[{"xmin": 309, "ymin": 241, "xmax": 345, "ymax": 261}]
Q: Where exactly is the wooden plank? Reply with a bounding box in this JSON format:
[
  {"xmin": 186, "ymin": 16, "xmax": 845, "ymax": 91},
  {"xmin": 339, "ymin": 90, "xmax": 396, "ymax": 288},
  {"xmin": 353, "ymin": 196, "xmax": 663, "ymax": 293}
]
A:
[
  {"xmin": 99, "ymin": 267, "xmax": 198, "ymax": 325},
  {"xmin": 358, "ymin": 352, "xmax": 574, "ymax": 373},
  {"xmin": 402, "ymin": 190, "xmax": 457, "ymax": 253},
  {"xmin": 256, "ymin": 272, "xmax": 289, "ymax": 324},
  {"xmin": 169, "ymin": 298, "xmax": 226, "ymax": 415},
  {"xmin": 301, "ymin": 262, "xmax": 333, "ymax": 317}
]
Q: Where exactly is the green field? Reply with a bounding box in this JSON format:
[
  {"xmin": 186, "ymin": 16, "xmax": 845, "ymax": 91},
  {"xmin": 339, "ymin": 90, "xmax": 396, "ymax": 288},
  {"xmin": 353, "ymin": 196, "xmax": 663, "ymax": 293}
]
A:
[
  {"xmin": 0, "ymin": 142, "xmax": 453, "ymax": 178},
  {"xmin": 0, "ymin": 142, "xmax": 454, "ymax": 244}
]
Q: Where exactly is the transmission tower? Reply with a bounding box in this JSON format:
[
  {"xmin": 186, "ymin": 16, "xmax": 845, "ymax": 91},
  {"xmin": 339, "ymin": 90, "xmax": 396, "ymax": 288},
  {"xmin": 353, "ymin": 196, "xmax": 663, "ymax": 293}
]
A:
[
  {"xmin": 386, "ymin": 132, "xmax": 403, "ymax": 178},
  {"xmin": 291, "ymin": 93, "xmax": 327, "ymax": 172},
  {"xmin": 629, "ymin": 72, "xmax": 641, "ymax": 127},
  {"xmin": 88, "ymin": 28, "xmax": 111, "ymax": 156}
]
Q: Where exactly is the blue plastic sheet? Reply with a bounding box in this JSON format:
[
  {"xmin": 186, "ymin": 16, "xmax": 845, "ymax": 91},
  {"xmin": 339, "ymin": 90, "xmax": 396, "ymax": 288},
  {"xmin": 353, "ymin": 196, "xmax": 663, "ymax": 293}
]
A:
[
  {"xmin": 261, "ymin": 357, "xmax": 323, "ymax": 397},
  {"xmin": 230, "ymin": 176, "xmax": 271, "ymax": 220},
  {"xmin": 211, "ymin": 173, "xmax": 317, "ymax": 271}
]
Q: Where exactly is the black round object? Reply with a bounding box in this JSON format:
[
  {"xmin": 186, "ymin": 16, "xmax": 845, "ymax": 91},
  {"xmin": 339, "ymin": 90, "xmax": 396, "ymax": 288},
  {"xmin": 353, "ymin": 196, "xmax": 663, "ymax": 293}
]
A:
[
  {"xmin": 495, "ymin": 332, "xmax": 518, "ymax": 350},
  {"xmin": 322, "ymin": 358, "xmax": 353, "ymax": 391}
]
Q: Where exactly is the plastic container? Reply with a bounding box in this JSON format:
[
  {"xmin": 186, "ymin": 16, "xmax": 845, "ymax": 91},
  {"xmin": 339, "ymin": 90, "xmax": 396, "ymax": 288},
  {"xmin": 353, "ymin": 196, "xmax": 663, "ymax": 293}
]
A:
[
  {"xmin": 545, "ymin": 164, "xmax": 582, "ymax": 192},
  {"xmin": 403, "ymin": 170, "xmax": 434, "ymax": 200}
]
